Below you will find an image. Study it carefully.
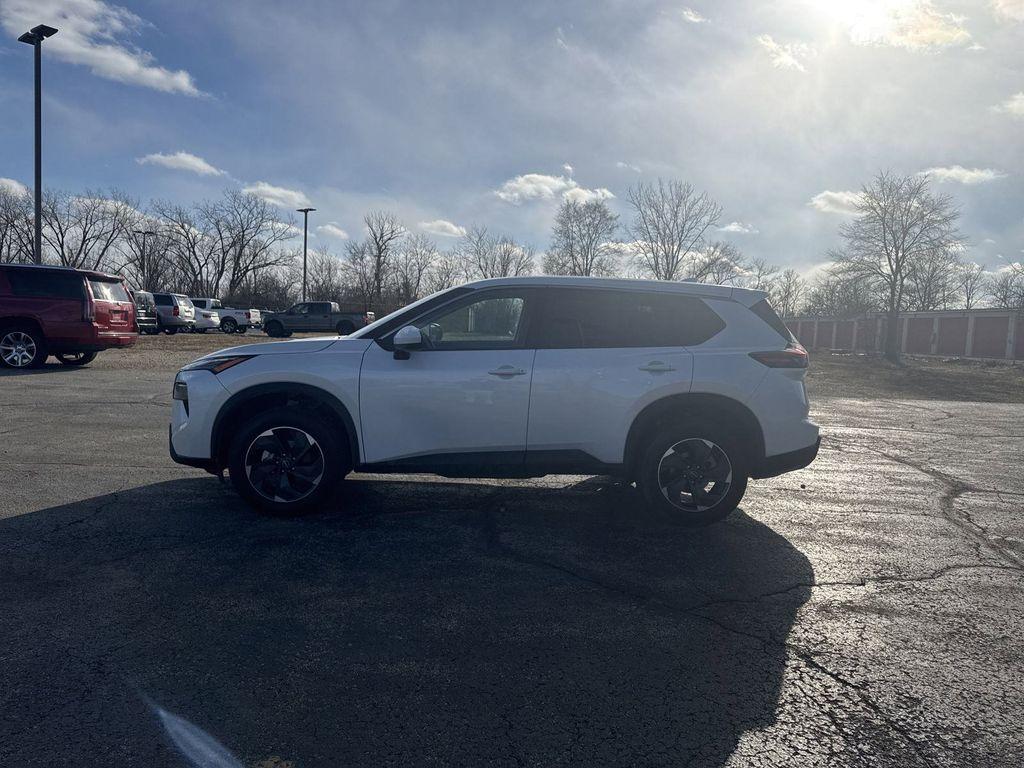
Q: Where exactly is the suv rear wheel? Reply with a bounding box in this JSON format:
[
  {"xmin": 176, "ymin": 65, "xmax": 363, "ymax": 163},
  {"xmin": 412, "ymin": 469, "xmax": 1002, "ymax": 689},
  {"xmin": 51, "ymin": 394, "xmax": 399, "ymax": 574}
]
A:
[
  {"xmin": 0, "ymin": 326, "xmax": 47, "ymax": 369},
  {"xmin": 638, "ymin": 419, "xmax": 748, "ymax": 527},
  {"xmin": 228, "ymin": 407, "xmax": 348, "ymax": 514}
]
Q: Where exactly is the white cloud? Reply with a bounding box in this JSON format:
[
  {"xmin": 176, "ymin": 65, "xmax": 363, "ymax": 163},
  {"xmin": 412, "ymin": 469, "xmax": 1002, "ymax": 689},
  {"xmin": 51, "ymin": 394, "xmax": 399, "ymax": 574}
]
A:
[
  {"xmin": 809, "ymin": 190, "xmax": 863, "ymax": 215},
  {"xmin": 317, "ymin": 223, "xmax": 350, "ymax": 240},
  {"xmin": 994, "ymin": 92, "xmax": 1024, "ymax": 117},
  {"xmin": 756, "ymin": 35, "xmax": 813, "ymax": 72},
  {"xmin": 838, "ymin": 1, "xmax": 972, "ymax": 51},
  {"xmin": 992, "ymin": 0, "xmax": 1024, "ymax": 22},
  {"xmin": 136, "ymin": 151, "xmax": 225, "ymax": 177},
  {"xmin": 0, "ymin": 0, "xmax": 201, "ymax": 96},
  {"xmin": 242, "ymin": 181, "xmax": 311, "ymax": 209},
  {"xmin": 563, "ymin": 186, "xmax": 615, "ymax": 204},
  {"xmin": 719, "ymin": 221, "xmax": 758, "ymax": 234},
  {"xmin": 919, "ymin": 165, "xmax": 1007, "ymax": 184},
  {"xmin": 562, "ymin": 163, "xmax": 574, "ymax": 176},
  {"xmin": 419, "ymin": 219, "xmax": 467, "ymax": 238},
  {"xmin": 495, "ymin": 172, "xmax": 613, "ymax": 205},
  {"xmin": 682, "ymin": 8, "xmax": 707, "ymax": 23},
  {"xmin": 0, "ymin": 177, "xmax": 28, "ymax": 196},
  {"xmin": 616, "ymin": 161, "xmax": 642, "ymax": 173}
]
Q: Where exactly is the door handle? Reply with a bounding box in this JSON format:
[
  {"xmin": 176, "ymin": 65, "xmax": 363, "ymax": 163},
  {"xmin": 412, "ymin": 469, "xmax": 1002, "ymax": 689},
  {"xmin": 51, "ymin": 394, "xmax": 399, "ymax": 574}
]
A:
[
  {"xmin": 488, "ymin": 365, "xmax": 527, "ymax": 377},
  {"xmin": 639, "ymin": 361, "xmax": 676, "ymax": 373}
]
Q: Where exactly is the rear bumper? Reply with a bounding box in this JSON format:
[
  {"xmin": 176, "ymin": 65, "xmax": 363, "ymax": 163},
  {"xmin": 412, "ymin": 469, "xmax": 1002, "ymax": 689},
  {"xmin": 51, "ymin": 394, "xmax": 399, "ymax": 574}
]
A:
[
  {"xmin": 752, "ymin": 437, "xmax": 821, "ymax": 479},
  {"xmin": 50, "ymin": 327, "xmax": 137, "ymax": 352}
]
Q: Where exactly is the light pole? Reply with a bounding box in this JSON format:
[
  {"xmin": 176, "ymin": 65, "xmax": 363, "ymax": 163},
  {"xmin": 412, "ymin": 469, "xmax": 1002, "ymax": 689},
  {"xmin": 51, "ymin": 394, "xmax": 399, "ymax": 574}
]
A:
[
  {"xmin": 18, "ymin": 24, "xmax": 58, "ymax": 265},
  {"xmin": 134, "ymin": 229, "xmax": 156, "ymax": 290},
  {"xmin": 296, "ymin": 207, "xmax": 316, "ymax": 302}
]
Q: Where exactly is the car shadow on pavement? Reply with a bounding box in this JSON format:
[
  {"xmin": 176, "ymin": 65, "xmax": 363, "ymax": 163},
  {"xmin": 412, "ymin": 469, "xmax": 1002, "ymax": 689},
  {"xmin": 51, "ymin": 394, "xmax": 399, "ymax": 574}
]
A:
[{"xmin": 0, "ymin": 475, "xmax": 813, "ymax": 768}]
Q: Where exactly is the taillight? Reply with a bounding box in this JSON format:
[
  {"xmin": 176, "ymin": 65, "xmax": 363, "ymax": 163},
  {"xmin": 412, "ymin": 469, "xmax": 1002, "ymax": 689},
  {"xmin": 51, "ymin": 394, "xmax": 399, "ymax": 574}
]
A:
[
  {"xmin": 83, "ymin": 289, "xmax": 95, "ymax": 322},
  {"xmin": 749, "ymin": 343, "xmax": 808, "ymax": 369},
  {"xmin": 173, "ymin": 306, "xmax": 180, "ymax": 317}
]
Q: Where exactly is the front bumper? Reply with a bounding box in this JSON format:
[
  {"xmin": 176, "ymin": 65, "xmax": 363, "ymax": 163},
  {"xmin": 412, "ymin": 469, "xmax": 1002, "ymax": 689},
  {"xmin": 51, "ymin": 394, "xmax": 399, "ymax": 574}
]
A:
[
  {"xmin": 752, "ymin": 437, "xmax": 821, "ymax": 479},
  {"xmin": 169, "ymin": 424, "xmax": 218, "ymax": 473}
]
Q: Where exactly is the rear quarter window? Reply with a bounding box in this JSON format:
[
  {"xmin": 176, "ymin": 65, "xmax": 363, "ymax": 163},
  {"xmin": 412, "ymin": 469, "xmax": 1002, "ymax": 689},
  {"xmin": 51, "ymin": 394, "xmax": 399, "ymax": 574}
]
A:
[
  {"xmin": 750, "ymin": 299, "xmax": 795, "ymax": 342},
  {"xmin": 7, "ymin": 269, "xmax": 84, "ymax": 300},
  {"xmin": 153, "ymin": 294, "xmax": 173, "ymax": 306}
]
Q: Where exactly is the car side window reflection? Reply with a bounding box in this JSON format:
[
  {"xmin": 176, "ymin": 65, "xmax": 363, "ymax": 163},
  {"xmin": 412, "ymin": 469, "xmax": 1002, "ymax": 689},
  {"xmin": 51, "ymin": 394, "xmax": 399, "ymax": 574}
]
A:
[{"xmin": 415, "ymin": 294, "xmax": 526, "ymax": 350}]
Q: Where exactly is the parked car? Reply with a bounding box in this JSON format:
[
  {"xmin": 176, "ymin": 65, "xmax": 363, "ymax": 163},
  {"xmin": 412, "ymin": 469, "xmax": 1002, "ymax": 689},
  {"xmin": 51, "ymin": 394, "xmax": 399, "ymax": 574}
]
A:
[
  {"xmin": 192, "ymin": 305, "xmax": 221, "ymax": 333},
  {"xmin": 152, "ymin": 293, "xmax": 195, "ymax": 334},
  {"xmin": 261, "ymin": 302, "xmax": 372, "ymax": 337},
  {"xmin": 170, "ymin": 276, "xmax": 820, "ymax": 524},
  {"xmin": 0, "ymin": 263, "xmax": 137, "ymax": 368},
  {"xmin": 130, "ymin": 290, "xmax": 158, "ymax": 335},
  {"xmin": 191, "ymin": 298, "xmax": 261, "ymax": 334}
]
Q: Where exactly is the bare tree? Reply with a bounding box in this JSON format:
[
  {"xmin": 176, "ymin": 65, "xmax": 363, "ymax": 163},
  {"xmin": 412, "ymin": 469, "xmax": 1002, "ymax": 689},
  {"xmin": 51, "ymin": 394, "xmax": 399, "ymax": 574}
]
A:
[
  {"xmin": 832, "ymin": 172, "xmax": 963, "ymax": 361},
  {"xmin": 626, "ymin": 179, "xmax": 722, "ymax": 281},
  {"xmin": 152, "ymin": 200, "xmax": 222, "ymax": 296},
  {"xmin": 423, "ymin": 248, "xmax": 465, "ymax": 294},
  {"xmin": 802, "ymin": 270, "xmax": 884, "ymax": 318},
  {"xmin": 697, "ymin": 241, "xmax": 746, "ymax": 285},
  {"xmin": 987, "ymin": 268, "xmax": 1024, "ymax": 309},
  {"xmin": 543, "ymin": 198, "xmax": 619, "ymax": 276},
  {"xmin": 905, "ymin": 247, "xmax": 960, "ymax": 311},
  {"xmin": 0, "ymin": 185, "xmax": 34, "ymax": 264},
  {"xmin": 773, "ymin": 269, "xmax": 806, "ymax": 318},
  {"xmin": 459, "ymin": 225, "xmax": 533, "ymax": 279},
  {"xmin": 202, "ymin": 190, "xmax": 296, "ymax": 298},
  {"xmin": 394, "ymin": 232, "xmax": 436, "ymax": 305},
  {"xmin": 41, "ymin": 189, "xmax": 135, "ymax": 271},
  {"xmin": 117, "ymin": 216, "xmax": 176, "ymax": 292},
  {"xmin": 956, "ymin": 262, "xmax": 986, "ymax": 310},
  {"xmin": 350, "ymin": 210, "xmax": 406, "ymax": 310},
  {"xmin": 743, "ymin": 257, "xmax": 780, "ymax": 293},
  {"xmin": 306, "ymin": 246, "xmax": 345, "ymax": 301}
]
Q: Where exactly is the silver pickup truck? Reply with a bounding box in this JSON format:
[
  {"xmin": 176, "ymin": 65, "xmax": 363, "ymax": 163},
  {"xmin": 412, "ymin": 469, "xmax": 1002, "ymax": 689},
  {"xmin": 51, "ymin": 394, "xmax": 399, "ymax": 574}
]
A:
[
  {"xmin": 191, "ymin": 298, "xmax": 262, "ymax": 334},
  {"xmin": 262, "ymin": 301, "xmax": 373, "ymax": 337}
]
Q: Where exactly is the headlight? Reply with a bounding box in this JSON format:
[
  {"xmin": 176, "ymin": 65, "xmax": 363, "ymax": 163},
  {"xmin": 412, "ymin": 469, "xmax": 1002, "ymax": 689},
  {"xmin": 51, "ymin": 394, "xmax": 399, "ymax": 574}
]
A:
[{"xmin": 179, "ymin": 355, "xmax": 253, "ymax": 374}]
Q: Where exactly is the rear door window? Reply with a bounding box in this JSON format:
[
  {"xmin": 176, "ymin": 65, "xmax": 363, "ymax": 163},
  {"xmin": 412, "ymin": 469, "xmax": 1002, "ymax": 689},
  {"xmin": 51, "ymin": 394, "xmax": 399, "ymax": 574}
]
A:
[
  {"xmin": 7, "ymin": 269, "xmax": 84, "ymax": 300},
  {"xmin": 153, "ymin": 294, "xmax": 173, "ymax": 306},
  {"xmin": 533, "ymin": 289, "xmax": 724, "ymax": 348},
  {"xmin": 88, "ymin": 279, "xmax": 131, "ymax": 303}
]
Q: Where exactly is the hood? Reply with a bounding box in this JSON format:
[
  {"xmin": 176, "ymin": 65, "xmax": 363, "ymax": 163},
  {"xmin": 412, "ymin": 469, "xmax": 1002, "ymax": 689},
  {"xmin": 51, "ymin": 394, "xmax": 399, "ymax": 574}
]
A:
[{"xmin": 198, "ymin": 337, "xmax": 341, "ymax": 359}]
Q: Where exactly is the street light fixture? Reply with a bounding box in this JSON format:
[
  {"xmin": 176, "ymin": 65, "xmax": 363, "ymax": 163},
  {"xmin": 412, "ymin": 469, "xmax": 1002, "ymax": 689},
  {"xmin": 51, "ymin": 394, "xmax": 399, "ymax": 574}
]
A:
[
  {"xmin": 296, "ymin": 207, "xmax": 316, "ymax": 302},
  {"xmin": 18, "ymin": 23, "xmax": 58, "ymax": 265}
]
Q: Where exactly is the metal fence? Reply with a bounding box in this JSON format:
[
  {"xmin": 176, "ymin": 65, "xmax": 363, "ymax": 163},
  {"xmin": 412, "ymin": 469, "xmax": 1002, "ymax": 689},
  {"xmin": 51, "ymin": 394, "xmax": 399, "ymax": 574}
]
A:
[{"xmin": 784, "ymin": 309, "xmax": 1024, "ymax": 361}]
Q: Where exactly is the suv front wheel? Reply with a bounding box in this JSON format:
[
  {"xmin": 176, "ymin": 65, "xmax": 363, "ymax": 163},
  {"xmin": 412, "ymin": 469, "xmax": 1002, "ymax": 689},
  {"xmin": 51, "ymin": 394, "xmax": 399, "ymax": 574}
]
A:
[
  {"xmin": 228, "ymin": 407, "xmax": 347, "ymax": 514},
  {"xmin": 638, "ymin": 420, "xmax": 748, "ymax": 527}
]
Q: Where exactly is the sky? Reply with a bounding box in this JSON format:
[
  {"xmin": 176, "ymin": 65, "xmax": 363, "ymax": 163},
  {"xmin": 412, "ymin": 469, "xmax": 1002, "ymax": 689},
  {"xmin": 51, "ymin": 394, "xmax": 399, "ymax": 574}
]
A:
[{"xmin": 0, "ymin": 0, "xmax": 1021, "ymax": 276}]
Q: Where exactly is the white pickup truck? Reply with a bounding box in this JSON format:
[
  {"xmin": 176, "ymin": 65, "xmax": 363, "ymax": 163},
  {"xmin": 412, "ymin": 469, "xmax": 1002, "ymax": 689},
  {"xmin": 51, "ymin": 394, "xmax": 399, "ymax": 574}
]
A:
[{"xmin": 191, "ymin": 298, "xmax": 262, "ymax": 334}]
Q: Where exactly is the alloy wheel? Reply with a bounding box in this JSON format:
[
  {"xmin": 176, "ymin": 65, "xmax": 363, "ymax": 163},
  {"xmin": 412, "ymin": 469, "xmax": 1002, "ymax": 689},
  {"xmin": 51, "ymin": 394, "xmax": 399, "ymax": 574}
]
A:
[
  {"xmin": 244, "ymin": 427, "xmax": 325, "ymax": 503},
  {"xmin": 656, "ymin": 438, "xmax": 733, "ymax": 513},
  {"xmin": 0, "ymin": 331, "xmax": 38, "ymax": 368}
]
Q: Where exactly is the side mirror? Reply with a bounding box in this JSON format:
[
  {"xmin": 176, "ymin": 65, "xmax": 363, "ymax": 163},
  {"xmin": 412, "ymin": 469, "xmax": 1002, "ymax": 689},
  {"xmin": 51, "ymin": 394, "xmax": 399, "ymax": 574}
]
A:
[{"xmin": 392, "ymin": 325, "xmax": 423, "ymax": 359}]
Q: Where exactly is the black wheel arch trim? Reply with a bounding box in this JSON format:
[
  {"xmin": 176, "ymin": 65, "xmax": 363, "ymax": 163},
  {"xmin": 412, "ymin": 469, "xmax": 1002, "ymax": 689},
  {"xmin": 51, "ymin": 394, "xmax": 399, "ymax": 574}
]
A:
[
  {"xmin": 209, "ymin": 383, "xmax": 360, "ymax": 471},
  {"xmin": 624, "ymin": 392, "xmax": 766, "ymax": 475}
]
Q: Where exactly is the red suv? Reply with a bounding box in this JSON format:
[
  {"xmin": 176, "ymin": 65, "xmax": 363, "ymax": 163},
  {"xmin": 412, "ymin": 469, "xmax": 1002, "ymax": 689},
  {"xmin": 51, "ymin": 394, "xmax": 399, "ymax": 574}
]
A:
[{"xmin": 0, "ymin": 264, "xmax": 137, "ymax": 369}]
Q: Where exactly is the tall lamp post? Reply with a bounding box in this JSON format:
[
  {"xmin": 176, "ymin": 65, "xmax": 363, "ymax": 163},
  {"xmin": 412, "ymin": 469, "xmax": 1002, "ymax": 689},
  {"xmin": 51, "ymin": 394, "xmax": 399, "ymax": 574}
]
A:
[
  {"xmin": 296, "ymin": 207, "xmax": 316, "ymax": 302},
  {"xmin": 18, "ymin": 24, "xmax": 58, "ymax": 265},
  {"xmin": 134, "ymin": 229, "xmax": 156, "ymax": 288}
]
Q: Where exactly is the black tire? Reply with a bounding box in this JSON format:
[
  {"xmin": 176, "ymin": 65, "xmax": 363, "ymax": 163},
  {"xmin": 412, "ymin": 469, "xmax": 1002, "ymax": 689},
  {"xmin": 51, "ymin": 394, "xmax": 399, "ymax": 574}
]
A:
[
  {"xmin": 264, "ymin": 321, "xmax": 285, "ymax": 338},
  {"xmin": 56, "ymin": 351, "xmax": 98, "ymax": 366},
  {"xmin": 163, "ymin": 326, "xmax": 178, "ymax": 335},
  {"xmin": 195, "ymin": 328, "xmax": 207, "ymax": 334},
  {"xmin": 234, "ymin": 326, "xmax": 247, "ymax": 334},
  {"xmin": 0, "ymin": 325, "xmax": 47, "ymax": 369},
  {"xmin": 221, "ymin": 317, "xmax": 238, "ymax": 334},
  {"xmin": 228, "ymin": 406, "xmax": 348, "ymax": 515},
  {"xmin": 637, "ymin": 419, "xmax": 748, "ymax": 527},
  {"xmin": 336, "ymin": 321, "xmax": 355, "ymax": 335}
]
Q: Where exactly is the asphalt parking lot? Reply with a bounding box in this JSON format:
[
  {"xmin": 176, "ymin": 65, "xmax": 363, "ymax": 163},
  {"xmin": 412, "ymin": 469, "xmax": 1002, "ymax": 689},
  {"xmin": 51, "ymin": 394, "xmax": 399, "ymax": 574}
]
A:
[{"xmin": 2, "ymin": 341, "xmax": 1022, "ymax": 767}]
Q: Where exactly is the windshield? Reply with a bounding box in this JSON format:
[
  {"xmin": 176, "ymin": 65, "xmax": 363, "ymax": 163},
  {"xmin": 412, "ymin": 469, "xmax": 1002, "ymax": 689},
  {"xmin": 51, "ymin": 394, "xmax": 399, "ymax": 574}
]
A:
[{"xmin": 350, "ymin": 285, "xmax": 471, "ymax": 339}]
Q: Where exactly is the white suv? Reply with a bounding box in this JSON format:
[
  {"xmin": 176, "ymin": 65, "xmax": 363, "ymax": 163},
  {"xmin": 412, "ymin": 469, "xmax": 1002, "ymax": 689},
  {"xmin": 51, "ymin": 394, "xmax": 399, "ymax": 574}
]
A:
[{"xmin": 169, "ymin": 277, "xmax": 819, "ymax": 526}]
